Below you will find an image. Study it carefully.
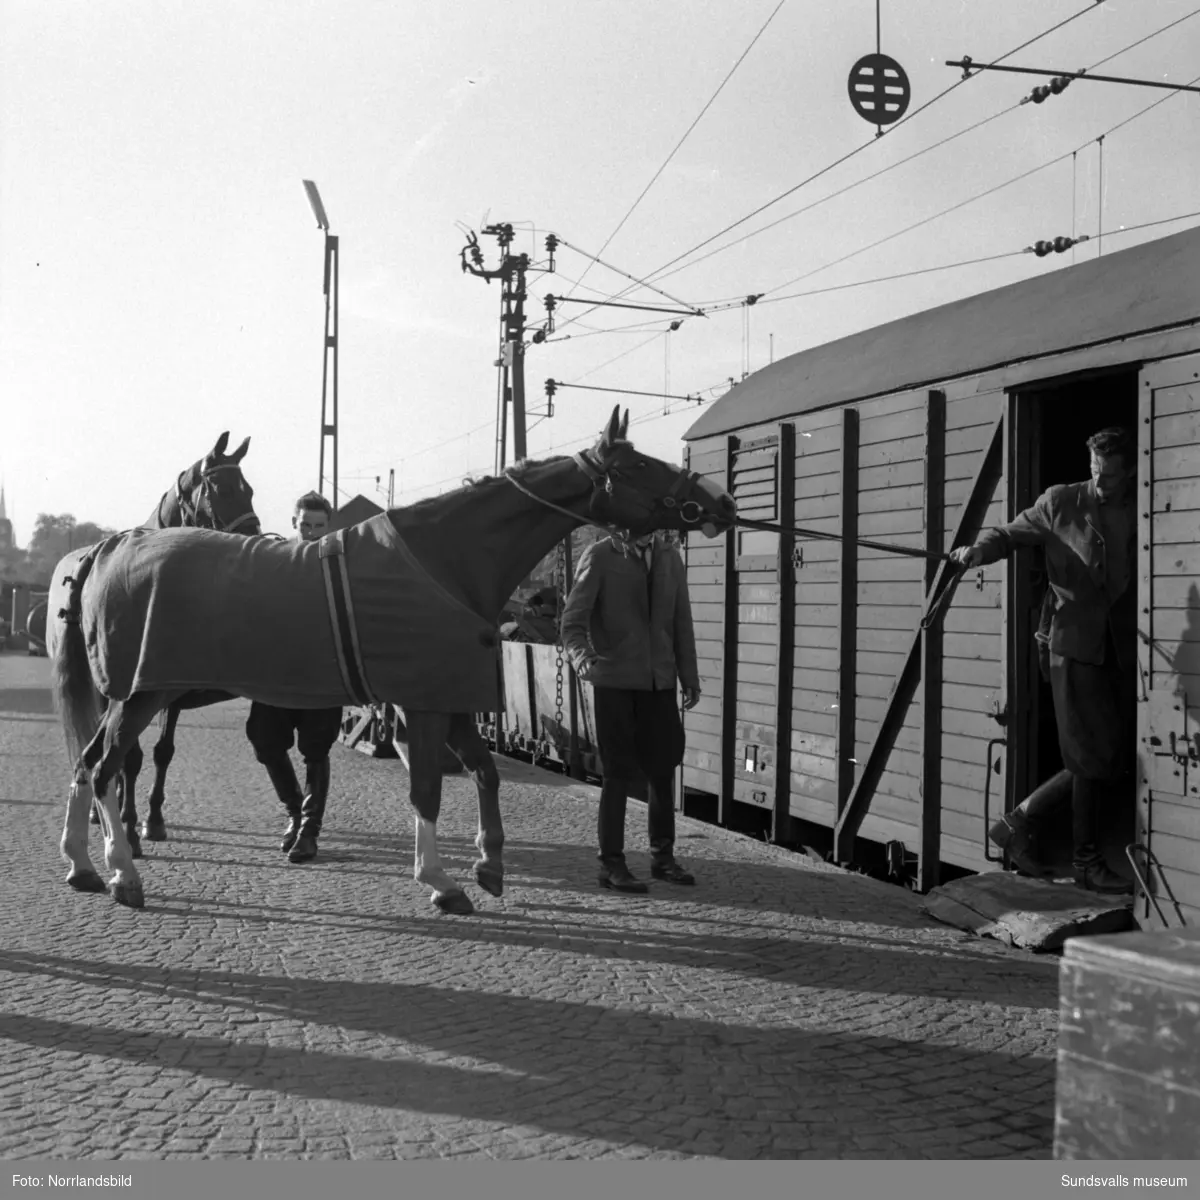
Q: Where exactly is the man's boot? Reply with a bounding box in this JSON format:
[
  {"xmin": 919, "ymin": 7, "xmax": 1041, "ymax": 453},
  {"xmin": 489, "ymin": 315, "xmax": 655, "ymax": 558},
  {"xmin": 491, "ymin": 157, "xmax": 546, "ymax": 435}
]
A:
[
  {"xmin": 647, "ymin": 774, "xmax": 694, "ymax": 885},
  {"xmin": 596, "ymin": 779, "xmax": 647, "ymax": 892},
  {"xmin": 261, "ymin": 756, "xmax": 304, "ymax": 853},
  {"xmin": 598, "ymin": 856, "xmax": 649, "ymax": 894},
  {"xmin": 990, "ymin": 768, "xmax": 1071, "ymax": 877},
  {"xmin": 1071, "ymin": 775, "xmax": 1132, "ymax": 896},
  {"xmin": 288, "ymin": 757, "xmax": 330, "ymax": 864}
]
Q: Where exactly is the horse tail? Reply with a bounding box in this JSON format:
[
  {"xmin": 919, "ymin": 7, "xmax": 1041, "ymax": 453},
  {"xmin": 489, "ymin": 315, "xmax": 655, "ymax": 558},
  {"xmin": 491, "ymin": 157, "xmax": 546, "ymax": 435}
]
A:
[{"xmin": 49, "ymin": 549, "xmax": 103, "ymax": 765}]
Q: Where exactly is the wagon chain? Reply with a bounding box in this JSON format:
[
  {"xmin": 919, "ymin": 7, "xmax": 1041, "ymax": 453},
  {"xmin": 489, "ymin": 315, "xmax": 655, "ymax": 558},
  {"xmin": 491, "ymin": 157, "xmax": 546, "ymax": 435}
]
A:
[
  {"xmin": 733, "ymin": 515, "xmax": 954, "ymax": 564},
  {"xmin": 553, "ymin": 539, "xmax": 566, "ymax": 734}
]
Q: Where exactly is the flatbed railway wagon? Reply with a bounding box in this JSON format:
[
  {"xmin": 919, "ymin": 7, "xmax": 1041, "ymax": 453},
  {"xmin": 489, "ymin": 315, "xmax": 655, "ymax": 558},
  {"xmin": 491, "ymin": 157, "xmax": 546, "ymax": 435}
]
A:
[
  {"xmin": 340, "ymin": 638, "xmax": 604, "ymax": 781},
  {"xmin": 679, "ymin": 224, "xmax": 1200, "ymax": 927}
]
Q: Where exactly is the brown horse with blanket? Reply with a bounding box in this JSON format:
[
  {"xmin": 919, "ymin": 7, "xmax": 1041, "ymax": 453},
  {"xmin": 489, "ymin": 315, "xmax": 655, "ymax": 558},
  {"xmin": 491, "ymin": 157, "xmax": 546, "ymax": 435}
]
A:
[
  {"xmin": 48, "ymin": 408, "xmax": 736, "ymax": 914},
  {"xmin": 78, "ymin": 432, "xmax": 261, "ymax": 856}
]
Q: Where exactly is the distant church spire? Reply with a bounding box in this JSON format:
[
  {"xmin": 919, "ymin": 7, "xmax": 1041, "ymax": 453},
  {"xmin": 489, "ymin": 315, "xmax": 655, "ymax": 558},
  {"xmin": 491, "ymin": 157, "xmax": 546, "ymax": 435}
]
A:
[{"xmin": 0, "ymin": 483, "xmax": 11, "ymax": 551}]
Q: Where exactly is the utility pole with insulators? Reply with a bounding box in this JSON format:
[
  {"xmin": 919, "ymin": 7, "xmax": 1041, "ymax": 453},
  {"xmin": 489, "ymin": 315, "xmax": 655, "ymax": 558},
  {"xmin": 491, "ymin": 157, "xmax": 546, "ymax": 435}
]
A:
[{"xmin": 461, "ymin": 225, "xmax": 557, "ymax": 473}]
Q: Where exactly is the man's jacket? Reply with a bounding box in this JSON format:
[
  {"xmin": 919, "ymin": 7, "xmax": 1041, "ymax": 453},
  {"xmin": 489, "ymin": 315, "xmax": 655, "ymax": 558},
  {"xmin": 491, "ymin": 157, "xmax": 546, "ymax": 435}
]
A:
[
  {"xmin": 975, "ymin": 481, "xmax": 1136, "ymax": 668},
  {"xmin": 560, "ymin": 536, "xmax": 699, "ymax": 691}
]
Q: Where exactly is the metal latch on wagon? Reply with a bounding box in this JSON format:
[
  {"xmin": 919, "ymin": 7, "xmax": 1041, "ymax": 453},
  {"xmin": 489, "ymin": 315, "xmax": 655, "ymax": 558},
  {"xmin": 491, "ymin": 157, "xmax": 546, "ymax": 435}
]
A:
[
  {"xmin": 1144, "ymin": 689, "xmax": 1199, "ymax": 795},
  {"xmin": 1146, "ymin": 692, "xmax": 1200, "ymax": 764}
]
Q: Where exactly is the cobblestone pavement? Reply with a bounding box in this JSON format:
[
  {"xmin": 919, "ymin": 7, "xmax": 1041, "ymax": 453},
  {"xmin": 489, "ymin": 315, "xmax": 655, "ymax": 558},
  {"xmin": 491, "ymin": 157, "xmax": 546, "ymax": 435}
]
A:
[{"xmin": 0, "ymin": 653, "xmax": 1061, "ymax": 1160}]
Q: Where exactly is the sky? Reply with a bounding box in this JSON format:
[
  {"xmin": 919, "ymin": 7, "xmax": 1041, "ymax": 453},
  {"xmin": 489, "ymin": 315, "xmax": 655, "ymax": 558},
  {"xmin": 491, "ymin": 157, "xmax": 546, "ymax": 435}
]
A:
[{"xmin": 2, "ymin": 0, "xmax": 1198, "ymax": 545}]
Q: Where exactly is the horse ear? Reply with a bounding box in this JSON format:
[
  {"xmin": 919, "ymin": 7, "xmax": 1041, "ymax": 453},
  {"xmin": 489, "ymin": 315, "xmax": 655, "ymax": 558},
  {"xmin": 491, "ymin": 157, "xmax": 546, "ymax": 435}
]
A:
[
  {"xmin": 211, "ymin": 431, "xmax": 230, "ymax": 459},
  {"xmin": 603, "ymin": 405, "xmax": 621, "ymax": 446},
  {"xmin": 618, "ymin": 408, "xmax": 629, "ymax": 440},
  {"xmin": 230, "ymin": 436, "xmax": 250, "ymax": 463}
]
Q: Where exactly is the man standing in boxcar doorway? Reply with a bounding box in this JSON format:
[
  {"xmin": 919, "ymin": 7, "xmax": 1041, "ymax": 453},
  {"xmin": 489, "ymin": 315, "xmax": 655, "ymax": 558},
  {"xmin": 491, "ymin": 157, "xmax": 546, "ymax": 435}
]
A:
[
  {"xmin": 246, "ymin": 491, "xmax": 344, "ymax": 864},
  {"xmin": 561, "ymin": 527, "xmax": 701, "ymax": 894},
  {"xmin": 951, "ymin": 427, "xmax": 1137, "ymax": 895}
]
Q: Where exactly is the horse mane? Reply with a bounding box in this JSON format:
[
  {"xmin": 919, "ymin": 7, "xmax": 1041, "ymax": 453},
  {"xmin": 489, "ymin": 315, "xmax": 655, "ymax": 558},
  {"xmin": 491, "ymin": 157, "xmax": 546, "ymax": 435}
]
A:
[
  {"xmin": 176, "ymin": 459, "xmax": 204, "ymax": 493},
  {"xmin": 388, "ymin": 453, "xmax": 578, "ymax": 519}
]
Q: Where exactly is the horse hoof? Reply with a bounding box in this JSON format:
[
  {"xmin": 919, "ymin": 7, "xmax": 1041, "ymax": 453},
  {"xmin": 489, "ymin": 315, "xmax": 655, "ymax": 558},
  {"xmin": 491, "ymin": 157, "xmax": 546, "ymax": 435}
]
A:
[
  {"xmin": 109, "ymin": 880, "xmax": 145, "ymax": 909},
  {"xmin": 431, "ymin": 888, "xmax": 474, "ymax": 916},
  {"xmin": 142, "ymin": 818, "xmax": 167, "ymax": 842},
  {"xmin": 473, "ymin": 864, "xmax": 504, "ymax": 898},
  {"xmin": 66, "ymin": 870, "xmax": 107, "ymax": 894}
]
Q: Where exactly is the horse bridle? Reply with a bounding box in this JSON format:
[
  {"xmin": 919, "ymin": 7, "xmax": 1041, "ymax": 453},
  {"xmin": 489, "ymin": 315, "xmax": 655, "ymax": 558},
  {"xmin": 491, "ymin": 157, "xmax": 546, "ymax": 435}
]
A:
[
  {"xmin": 503, "ymin": 448, "xmax": 713, "ymax": 528},
  {"xmin": 175, "ymin": 464, "xmax": 258, "ymax": 533}
]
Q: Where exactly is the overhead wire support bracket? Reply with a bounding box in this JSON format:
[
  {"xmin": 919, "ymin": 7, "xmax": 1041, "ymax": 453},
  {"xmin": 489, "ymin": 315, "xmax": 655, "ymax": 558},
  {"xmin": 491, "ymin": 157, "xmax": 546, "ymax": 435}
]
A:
[
  {"xmin": 546, "ymin": 379, "xmax": 706, "ymax": 404},
  {"xmin": 545, "ymin": 295, "xmax": 705, "ymax": 318},
  {"xmin": 947, "ymin": 57, "xmax": 1200, "ymax": 96}
]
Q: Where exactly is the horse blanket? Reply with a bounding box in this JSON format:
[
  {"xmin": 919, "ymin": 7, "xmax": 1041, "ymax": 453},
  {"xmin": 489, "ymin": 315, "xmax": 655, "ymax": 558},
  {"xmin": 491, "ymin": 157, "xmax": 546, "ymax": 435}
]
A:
[{"xmin": 77, "ymin": 514, "xmax": 500, "ymax": 712}]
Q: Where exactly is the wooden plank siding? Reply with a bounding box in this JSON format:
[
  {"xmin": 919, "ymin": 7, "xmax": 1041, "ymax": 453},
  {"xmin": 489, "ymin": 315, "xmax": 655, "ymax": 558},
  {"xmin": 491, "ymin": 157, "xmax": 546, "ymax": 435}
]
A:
[
  {"xmin": 834, "ymin": 397, "xmax": 1006, "ymax": 866},
  {"xmin": 789, "ymin": 409, "xmax": 844, "ymax": 825},
  {"xmin": 848, "ymin": 396, "xmax": 930, "ymax": 855},
  {"xmin": 1137, "ymin": 356, "xmax": 1200, "ymax": 928},
  {"xmin": 774, "ymin": 387, "xmax": 1010, "ymax": 869}
]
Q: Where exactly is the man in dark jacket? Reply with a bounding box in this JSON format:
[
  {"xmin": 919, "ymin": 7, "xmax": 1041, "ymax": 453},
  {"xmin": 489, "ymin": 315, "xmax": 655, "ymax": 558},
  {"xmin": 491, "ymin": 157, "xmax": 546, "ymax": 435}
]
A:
[
  {"xmin": 951, "ymin": 426, "xmax": 1136, "ymax": 895},
  {"xmin": 246, "ymin": 491, "xmax": 343, "ymax": 864},
  {"xmin": 561, "ymin": 528, "xmax": 701, "ymax": 893}
]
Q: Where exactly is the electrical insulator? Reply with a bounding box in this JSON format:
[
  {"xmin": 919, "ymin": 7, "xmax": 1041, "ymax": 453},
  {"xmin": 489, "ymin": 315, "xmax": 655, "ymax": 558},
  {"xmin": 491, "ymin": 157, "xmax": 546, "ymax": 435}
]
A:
[
  {"xmin": 745, "ymin": 293, "xmax": 763, "ymax": 306},
  {"xmin": 531, "ymin": 330, "xmax": 546, "ymax": 344},
  {"xmin": 544, "ymin": 295, "xmax": 557, "ymax": 313},
  {"xmin": 1026, "ymin": 234, "xmax": 1089, "ymax": 257},
  {"xmin": 1025, "ymin": 75, "xmax": 1072, "ymax": 105},
  {"xmin": 669, "ymin": 320, "xmax": 682, "ymax": 332},
  {"xmin": 545, "ymin": 379, "xmax": 558, "ymax": 398},
  {"xmin": 545, "ymin": 234, "xmax": 558, "ymax": 254}
]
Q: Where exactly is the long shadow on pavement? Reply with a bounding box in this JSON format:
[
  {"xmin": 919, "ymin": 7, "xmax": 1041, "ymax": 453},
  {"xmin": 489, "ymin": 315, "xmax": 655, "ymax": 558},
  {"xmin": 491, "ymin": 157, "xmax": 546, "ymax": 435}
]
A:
[
  {"xmin": 0, "ymin": 952, "xmax": 1055, "ymax": 1159},
  {"xmin": 4, "ymin": 875, "xmax": 1058, "ymax": 1005},
  {"xmin": 144, "ymin": 827, "xmax": 928, "ymax": 929}
]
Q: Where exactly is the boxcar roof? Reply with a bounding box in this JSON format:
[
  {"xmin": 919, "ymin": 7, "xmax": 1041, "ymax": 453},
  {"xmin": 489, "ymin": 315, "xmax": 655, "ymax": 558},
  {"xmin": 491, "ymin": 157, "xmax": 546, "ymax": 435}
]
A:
[{"xmin": 684, "ymin": 225, "xmax": 1200, "ymax": 441}]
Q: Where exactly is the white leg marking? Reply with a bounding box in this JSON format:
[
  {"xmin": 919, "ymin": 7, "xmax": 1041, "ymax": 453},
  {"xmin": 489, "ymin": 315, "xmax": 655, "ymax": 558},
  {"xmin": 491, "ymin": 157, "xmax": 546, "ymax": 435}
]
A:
[
  {"xmin": 96, "ymin": 785, "xmax": 144, "ymax": 903},
  {"xmin": 414, "ymin": 814, "xmax": 459, "ymax": 893},
  {"xmin": 61, "ymin": 776, "xmax": 98, "ymax": 875}
]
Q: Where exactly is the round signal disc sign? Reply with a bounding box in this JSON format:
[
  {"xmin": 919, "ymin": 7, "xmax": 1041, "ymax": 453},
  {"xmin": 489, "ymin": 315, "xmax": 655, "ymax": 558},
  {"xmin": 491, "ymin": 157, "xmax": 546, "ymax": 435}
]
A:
[{"xmin": 848, "ymin": 53, "xmax": 911, "ymax": 126}]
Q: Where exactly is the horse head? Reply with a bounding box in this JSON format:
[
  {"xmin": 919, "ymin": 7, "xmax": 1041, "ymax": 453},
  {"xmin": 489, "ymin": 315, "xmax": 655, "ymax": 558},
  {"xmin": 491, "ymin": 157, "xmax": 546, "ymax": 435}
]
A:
[
  {"xmin": 179, "ymin": 431, "xmax": 261, "ymax": 534},
  {"xmin": 578, "ymin": 405, "xmax": 736, "ymax": 538}
]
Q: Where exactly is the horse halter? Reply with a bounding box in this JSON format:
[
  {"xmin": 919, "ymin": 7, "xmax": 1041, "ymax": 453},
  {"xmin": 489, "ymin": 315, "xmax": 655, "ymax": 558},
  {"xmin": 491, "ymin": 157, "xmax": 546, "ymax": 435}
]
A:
[
  {"xmin": 503, "ymin": 449, "xmax": 713, "ymax": 529},
  {"xmin": 573, "ymin": 449, "xmax": 713, "ymax": 527},
  {"xmin": 176, "ymin": 464, "xmax": 258, "ymax": 533}
]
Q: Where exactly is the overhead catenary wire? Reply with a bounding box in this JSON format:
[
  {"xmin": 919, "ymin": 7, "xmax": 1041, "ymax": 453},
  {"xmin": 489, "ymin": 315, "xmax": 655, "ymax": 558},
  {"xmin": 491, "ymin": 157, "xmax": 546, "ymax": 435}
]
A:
[
  {"xmin": 638, "ymin": 3, "xmax": 1102, "ymax": 284},
  {"xmin": 555, "ymin": 237, "xmax": 703, "ymax": 313},
  {"xmin": 553, "ymin": 1, "xmax": 1103, "ymax": 338},
  {"xmin": 643, "ymin": 102, "xmax": 1023, "ymax": 292},
  {"xmin": 661, "ymin": 8, "xmax": 1195, "ymax": 295},
  {"xmin": 1089, "ymin": 6, "xmax": 1200, "ymax": 70},
  {"xmin": 562, "ymin": 0, "xmax": 790, "ymax": 306},
  {"xmin": 759, "ymin": 148, "xmax": 1083, "ymax": 298}
]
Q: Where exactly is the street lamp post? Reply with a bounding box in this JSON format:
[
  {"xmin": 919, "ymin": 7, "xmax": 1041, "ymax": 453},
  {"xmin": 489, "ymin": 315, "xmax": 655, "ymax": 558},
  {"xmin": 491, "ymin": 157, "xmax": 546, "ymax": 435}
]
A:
[{"xmin": 302, "ymin": 180, "xmax": 339, "ymax": 510}]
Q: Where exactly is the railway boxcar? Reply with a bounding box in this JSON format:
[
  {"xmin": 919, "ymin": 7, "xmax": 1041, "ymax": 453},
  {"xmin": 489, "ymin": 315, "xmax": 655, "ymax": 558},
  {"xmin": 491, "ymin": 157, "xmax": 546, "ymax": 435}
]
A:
[{"xmin": 679, "ymin": 225, "xmax": 1200, "ymax": 926}]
